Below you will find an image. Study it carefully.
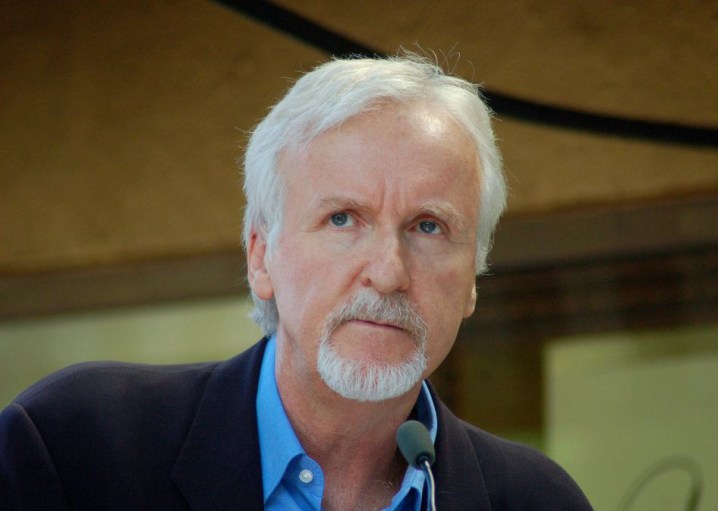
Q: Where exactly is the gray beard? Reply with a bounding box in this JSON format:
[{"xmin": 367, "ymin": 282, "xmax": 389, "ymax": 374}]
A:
[{"xmin": 316, "ymin": 288, "xmax": 429, "ymax": 402}]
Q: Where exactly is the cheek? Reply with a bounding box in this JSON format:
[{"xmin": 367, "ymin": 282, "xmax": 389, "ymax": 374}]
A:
[
  {"xmin": 270, "ymin": 240, "xmax": 356, "ymax": 330},
  {"xmin": 414, "ymin": 263, "xmax": 475, "ymax": 362},
  {"xmin": 417, "ymin": 258, "xmax": 475, "ymax": 315}
]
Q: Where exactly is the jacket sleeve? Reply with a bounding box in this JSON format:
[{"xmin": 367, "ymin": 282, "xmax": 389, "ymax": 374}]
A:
[{"xmin": 0, "ymin": 403, "xmax": 70, "ymax": 511}]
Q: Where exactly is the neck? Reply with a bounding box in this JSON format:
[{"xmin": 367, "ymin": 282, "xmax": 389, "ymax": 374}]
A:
[{"xmin": 275, "ymin": 344, "xmax": 423, "ymax": 510}]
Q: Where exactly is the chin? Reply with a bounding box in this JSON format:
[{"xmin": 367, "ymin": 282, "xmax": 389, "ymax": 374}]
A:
[{"xmin": 317, "ymin": 341, "xmax": 427, "ymax": 402}]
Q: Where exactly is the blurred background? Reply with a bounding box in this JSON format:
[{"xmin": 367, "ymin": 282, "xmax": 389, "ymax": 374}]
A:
[{"xmin": 1, "ymin": 1, "xmax": 717, "ymax": 509}]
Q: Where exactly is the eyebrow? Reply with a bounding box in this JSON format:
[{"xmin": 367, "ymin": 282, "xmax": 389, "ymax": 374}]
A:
[{"xmin": 317, "ymin": 197, "xmax": 364, "ymax": 212}]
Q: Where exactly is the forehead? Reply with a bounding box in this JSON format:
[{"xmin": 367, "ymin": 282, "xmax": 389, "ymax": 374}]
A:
[
  {"xmin": 277, "ymin": 101, "xmax": 482, "ymax": 228},
  {"xmin": 282, "ymin": 101, "xmax": 479, "ymax": 182}
]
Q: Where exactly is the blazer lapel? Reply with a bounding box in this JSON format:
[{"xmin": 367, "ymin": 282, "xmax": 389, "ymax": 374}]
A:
[
  {"xmin": 430, "ymin": 384, "xmax": 493, "ymax": 510},
  {"xmin": 171, "ymin": 339, "xmax": 269, "ymax": 511}
]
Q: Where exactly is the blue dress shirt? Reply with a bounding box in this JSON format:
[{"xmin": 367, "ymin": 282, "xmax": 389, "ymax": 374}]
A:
[{"xmin": 256, "ymin": 335, "xmax": 437, "ymax": 510}]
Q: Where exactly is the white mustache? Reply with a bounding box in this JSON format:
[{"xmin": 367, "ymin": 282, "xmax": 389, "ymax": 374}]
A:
[{"xmin": 325, "ymin": 289, "xmax": 428, "ymax": 345}]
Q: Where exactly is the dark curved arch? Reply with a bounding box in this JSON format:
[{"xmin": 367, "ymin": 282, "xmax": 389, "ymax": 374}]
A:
[{"xmin": 216, "ymin": 0, "xmax": 718, "ymax": 149}]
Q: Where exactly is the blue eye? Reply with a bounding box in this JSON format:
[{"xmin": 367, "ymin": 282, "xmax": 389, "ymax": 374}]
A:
[
  {"xmin": 330, "ymin": 212, "xmax": 350, "ymax": 227},
  {"xmin": 419, "ymin": 221, "xmax": 442, "ymax": 234}
]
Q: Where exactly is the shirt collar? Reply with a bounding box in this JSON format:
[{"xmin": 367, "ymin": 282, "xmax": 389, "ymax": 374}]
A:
[
  {"xmin": 256, "ymin": 334, "xmax": 438, "ymax": 506},
  {"xmin": 256, "ymin": 335, "xmax": 305, "ymax": 502}
]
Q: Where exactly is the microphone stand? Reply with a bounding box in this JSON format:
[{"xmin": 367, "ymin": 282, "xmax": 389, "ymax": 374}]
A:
[{"xmin": 419, "ymin": 457, "xmax": 437, "ymax": 511}]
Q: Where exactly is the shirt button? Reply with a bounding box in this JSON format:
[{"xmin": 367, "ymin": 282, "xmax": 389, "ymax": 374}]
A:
[{"xmin": 298, "ymin": 469, "xmax": 314, "ymax": 484}]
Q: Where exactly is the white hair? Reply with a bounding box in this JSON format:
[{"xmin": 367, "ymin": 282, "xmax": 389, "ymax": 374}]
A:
[{"xmin": 242, "ymin": 54, "xmax": 506, "ymax": 335}]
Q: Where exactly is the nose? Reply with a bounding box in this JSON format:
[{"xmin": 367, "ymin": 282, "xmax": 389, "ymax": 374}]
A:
[{"xmin": 360, "ymin": 230, "xmax": 411, "ymax": 294}]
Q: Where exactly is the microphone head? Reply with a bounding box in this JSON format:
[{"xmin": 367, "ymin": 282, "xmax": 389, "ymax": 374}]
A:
[{"xmin": 396, "ymin": 420, "xmax": 436, "ymax": 468}]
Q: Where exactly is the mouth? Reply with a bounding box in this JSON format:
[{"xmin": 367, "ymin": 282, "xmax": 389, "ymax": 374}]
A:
[{"xmin": 350, "ymin": 318, "xmax": 404, "ymax": 331}]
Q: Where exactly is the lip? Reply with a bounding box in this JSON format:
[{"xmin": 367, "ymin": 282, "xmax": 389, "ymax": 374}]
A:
[{"xmin": 350, "ymin": 319, "xmax": 404, "ymax": 332}]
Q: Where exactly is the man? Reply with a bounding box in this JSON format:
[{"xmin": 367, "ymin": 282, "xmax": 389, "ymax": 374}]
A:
[{"xmin": 0, "ymin": 55, "xmax": 592, "ymax": 510}]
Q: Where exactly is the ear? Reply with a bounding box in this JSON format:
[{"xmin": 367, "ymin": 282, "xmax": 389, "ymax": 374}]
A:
[
  {"xmin": 247, "ymin": 230, "xmax": 274, "ymax": 301},
  {"xmin": 463, "ymin": 284, "xmax": 477, "ymax": 318}
]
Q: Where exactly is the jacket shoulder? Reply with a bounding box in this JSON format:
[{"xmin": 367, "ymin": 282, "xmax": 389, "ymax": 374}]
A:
[
  {"xmin": 432, "ymin": 390, "xmax": 593, "ymax": 511},
  {"xmin": 0, "ymin": 342, "xmax": 268, "ymax": 510},
  {"xmin": 15, "ymin": 360, "xmax": 217, "ymax": 420},
  {"xmin": 459, "ymin": 419, "xmax": 593, "ymax": 510}
]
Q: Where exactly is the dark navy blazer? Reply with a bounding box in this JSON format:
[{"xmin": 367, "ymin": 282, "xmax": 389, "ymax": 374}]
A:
[{"xmin": 0, "ymin": 339, "xmax": 592, "ymax": 510}]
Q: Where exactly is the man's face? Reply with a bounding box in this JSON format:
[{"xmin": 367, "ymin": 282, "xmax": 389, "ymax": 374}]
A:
[{"xmin": 248, "ymin": 101, "xmax": 481, "ymax": 399}]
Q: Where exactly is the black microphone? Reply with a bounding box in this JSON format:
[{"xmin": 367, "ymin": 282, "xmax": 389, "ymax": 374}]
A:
[{"xmin": 397, "ymin": 420, "xmax": 437, "ymax": 511}]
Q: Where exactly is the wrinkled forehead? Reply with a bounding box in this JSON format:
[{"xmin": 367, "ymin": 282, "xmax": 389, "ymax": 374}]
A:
[
  {"xmin": 281, "ymin": 98, "xmax": 477, "ymax": 167},
  {"xmin": 277, "ymin": 101, "xmax": 482, "ymax": 211}
]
